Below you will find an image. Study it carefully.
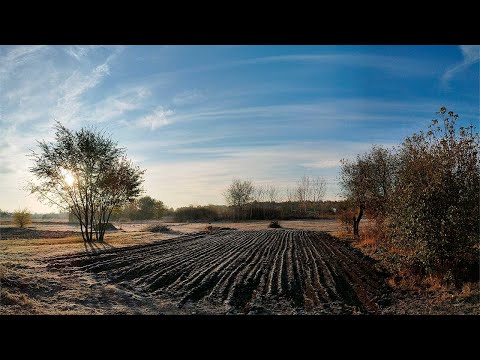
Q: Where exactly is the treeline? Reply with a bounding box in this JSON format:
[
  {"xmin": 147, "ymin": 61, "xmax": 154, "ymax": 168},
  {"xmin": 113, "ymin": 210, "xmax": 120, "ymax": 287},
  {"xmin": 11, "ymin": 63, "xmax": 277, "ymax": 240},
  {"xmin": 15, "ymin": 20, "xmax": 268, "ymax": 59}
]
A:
[
  {"xmin": 173, "ymin": 200, "xmax": 345, "ymax": 222},
  {"xmin": 222, "ymin": 175, "xmax": 333, "ymax": 221},
  {"xmin": 0, "ymin": 209, "xmax": 12, "ymax": 218},
  {"xmin": 0, "ymin": 209, "xmax": 68, "ymax": 220},
  {"xmin": 69, "ymin": 196, "xmax": 170, "ymax": 222},
  {"xmin": 340, "ymin": 107, "xmax": 479, "ymax": 285}
]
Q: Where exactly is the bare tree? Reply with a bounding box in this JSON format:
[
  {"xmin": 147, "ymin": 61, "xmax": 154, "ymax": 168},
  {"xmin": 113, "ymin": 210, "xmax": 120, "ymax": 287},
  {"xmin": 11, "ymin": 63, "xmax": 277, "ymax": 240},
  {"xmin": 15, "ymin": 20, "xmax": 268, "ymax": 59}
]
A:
[
  {"xmin": 285, "ymin": 186, "xmax": 296, "ymax": 214},
  {"xmin": 295, "ymin": 175, "xmax": 311, "ymax": 215},
  {"xmin": 309, "ymin": 176, "xmax": 326, "ymax": 214},
  {"xmin": 223, "ymin": 178, "xmax": 255, "ymax": 220},
  {"xmin": 28, "ymin": 122, "xmax": 145, "ymax": 242},
  {"xmin": 253, "ymin": 183, "xmax": 267, "ymax": 218},
  {"xmin": 265, "ymin": 184, "xmax": 279, "ymax": 218},
  {"xmin": 266, "ymin": 184, "xmax": 279, "ymax": 203}
]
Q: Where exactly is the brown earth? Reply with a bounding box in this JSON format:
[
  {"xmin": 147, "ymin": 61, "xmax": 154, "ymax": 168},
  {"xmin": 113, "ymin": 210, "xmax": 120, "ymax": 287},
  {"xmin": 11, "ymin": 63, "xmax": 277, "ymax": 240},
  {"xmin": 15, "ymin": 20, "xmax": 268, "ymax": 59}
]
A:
[
  {"xmin": 46, "ymin": 229, "xmax": 391, "ymax": 314},
  {"xmin": 0, "ymin": 227, "xmax": 77, "ymax": 240}
]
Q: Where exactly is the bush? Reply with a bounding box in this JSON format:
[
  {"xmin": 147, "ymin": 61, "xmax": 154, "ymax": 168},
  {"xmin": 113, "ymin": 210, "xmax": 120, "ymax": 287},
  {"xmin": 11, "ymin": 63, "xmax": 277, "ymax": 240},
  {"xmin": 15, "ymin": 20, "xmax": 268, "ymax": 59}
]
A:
[
  {"xmin": 337, "ymin": 209, "xmax": 356, "ymax": 235},
  {"xmin": 12, "ymin": 209, "xmax": 32, "ymax": 228},
  {"xmin": 268, "ymin": 220, "xmax": 281, "ymax": 228},
  {"xmin": 386, "ymin": 108, "xmax": 479, "ymax": 284},
  {"xmin": 145, "ymin": 224, "xmax": 171, "ymax": 233}
]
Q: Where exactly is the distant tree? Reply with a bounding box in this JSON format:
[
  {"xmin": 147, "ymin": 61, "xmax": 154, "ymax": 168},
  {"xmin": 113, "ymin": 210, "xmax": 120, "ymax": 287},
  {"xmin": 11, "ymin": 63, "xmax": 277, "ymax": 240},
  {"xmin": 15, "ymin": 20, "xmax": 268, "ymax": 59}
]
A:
[
  {"xmin": 0, "ymin": 209, "xmax": 12, "ymax": 218},
  {"xmin": 285, "ymin": 186, "xmax": 296, "ymax": 214},
  {"xmin": 253, "ymin": 184, "xmax": 267, "ymax": 218},
  {"xmin": 28, "ymin": 122, "xmax": 145, "ymax": 242},
  {"xmin": 266, "ymin": 184, "xmax": 279, "ymax": 203},
  {"xmin": 13, "ymin": 209, "xmax": 32, "ymax": 228},
  {"xmin": 295, "ymin": 175, "xmax": 311, "ymax": 215},
  {"xmin": 154, "ymin": 199, "xmax": 167, "ymax": 219},
  {"xmin": 340, "ymin": 145, "xmax": 396, "ymax": 238},
  {"xmin": 137, "ymin": 196, "xmax": 156, "ymax": 219},
  {"xmin": 309, "ymin": 176, "xmax": 327, "ymax": 214},
  {"xmin": 266, "ymin": 184, "xmax": 279, "ymax": 218},
  {"xmin": 223, "ymin": 178, "xmax": 255, "ymax": 220}
]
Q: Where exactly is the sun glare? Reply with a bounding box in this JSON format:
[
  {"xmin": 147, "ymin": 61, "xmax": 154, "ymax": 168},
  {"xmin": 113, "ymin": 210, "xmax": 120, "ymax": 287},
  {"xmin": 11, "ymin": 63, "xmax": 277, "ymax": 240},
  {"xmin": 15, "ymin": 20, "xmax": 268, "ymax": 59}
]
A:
[{"xmin": 60, "ymin": 168, "xmax": 75, "ymax": 186}]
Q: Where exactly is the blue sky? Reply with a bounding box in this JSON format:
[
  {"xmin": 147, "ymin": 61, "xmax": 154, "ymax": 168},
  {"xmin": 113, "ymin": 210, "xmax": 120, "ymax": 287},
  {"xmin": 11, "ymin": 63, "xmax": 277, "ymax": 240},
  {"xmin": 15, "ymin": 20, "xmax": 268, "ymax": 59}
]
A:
[{"xmin": 0, "ymin": 45, "xmax": 478, "ymax": 212}]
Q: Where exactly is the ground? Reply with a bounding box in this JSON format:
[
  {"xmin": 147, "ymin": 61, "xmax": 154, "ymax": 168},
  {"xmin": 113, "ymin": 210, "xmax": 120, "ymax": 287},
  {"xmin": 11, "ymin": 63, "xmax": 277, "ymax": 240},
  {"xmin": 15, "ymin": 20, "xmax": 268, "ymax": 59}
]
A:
[{"xmin": 1, "ymin": 219, "xmax": 478, "ymax": 314}]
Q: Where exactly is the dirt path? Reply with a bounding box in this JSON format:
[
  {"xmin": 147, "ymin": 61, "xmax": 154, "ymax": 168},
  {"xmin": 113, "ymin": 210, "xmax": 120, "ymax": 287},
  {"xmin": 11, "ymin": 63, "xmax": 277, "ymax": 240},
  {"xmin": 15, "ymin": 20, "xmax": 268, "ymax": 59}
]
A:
[{"xmin": 47, "ymin": 229, "xmax": 391, "ymax": 314}]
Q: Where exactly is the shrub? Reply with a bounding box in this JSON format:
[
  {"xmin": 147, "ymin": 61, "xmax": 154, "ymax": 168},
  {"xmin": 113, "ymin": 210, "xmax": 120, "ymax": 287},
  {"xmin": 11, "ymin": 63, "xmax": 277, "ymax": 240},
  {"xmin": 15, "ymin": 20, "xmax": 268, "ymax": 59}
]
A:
[
  {"xmin": 386, "ymin": 108, "xmax": 479, "ymax": 284},
  {"xmin": 268, "ymin": 220, "xmax": 281, "ymax": 228},
  {"xmin": 145, "ymin": 224, "xmax": 171, "ymax": 233},
  {"xmin": 337, "ymin": 208, "xmax": 356, "ymax": 235},
  {"xmin": 12, "ymin": 209, "xmax": 32, "ymax": 228}
]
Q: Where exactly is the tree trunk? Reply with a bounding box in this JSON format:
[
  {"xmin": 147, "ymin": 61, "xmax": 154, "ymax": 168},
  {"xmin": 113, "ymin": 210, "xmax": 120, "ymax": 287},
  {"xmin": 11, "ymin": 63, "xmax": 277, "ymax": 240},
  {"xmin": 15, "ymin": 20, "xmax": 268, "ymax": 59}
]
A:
[{"xmin": 353, "ymin": 205, "xmax": 364, "ymax": 239}]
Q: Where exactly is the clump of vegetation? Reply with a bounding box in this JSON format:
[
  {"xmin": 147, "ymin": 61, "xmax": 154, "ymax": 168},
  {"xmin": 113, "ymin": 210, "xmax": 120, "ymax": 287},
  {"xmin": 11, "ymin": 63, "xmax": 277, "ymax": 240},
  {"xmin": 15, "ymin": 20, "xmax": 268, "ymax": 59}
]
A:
[
  {"xmin": 336, "ymin": 208, "xmax": 356, "ymax": 235},
  {"xmin": 174, "ymin": 205, "xmax": 223, "ymax": 222},
  {"xmin": 12, "ymin": 209, "xmax": 32, "ymax": 228},
  {"xmin": 386, "ymin": 108, "xmax": 479, "ymax": 284},
  {"xmin": 340, "ymin": 107, "xmax": 479, "ymax": 286},
  {"xmin": 145, "ymin": 224, "xmax": 171, "ymax": 233},
  {"xmin": 111, "ymin": 196, "xmax": 167, "ymax": 221},
  {"xmin": 268, "ymin": 220, "xmax": 281, "ymax": 228}
]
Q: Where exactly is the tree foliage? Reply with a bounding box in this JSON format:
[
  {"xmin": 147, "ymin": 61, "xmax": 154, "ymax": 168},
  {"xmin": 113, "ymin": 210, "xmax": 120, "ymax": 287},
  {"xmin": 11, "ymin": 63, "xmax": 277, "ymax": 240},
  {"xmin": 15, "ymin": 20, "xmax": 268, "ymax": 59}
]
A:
[
  {"xmin": 12, "ymin": 209, "xmax": 32, "ymax": 228},
  {"xmin": 340, "ymin": 145, "xmax": 396, "ymax": 237},
  {"xmin": 387, "ymin": 107, "xmax": 479, "ymax": 282},
  {"xmin": 28, "ymin": 122, "xmax": 145, "ymax": 242},
  {"xmin": 223, "ymin": 178, "xmax": 255, "ymax": 220}
]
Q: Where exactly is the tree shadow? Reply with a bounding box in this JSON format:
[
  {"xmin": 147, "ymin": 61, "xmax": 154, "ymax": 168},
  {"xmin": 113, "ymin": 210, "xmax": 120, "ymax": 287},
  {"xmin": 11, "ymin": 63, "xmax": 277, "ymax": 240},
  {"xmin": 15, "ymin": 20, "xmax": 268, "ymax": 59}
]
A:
[{"xmin": 83, "ymin": 240, "xmax": 115, "ymax": 254}]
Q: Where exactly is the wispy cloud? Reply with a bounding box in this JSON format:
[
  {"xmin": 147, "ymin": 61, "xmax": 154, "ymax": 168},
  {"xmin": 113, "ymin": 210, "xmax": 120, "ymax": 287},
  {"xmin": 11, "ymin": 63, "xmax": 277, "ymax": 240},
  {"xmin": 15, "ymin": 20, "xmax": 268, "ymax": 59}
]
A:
[
  {"xmin": 442, "ymin": 45, "xmax": 480, "ymax": 88},
  {"xmin": 136, "ymin": 106, "xmax": 174, "ymax": 130},
  {"xmin": 162, "ymin": 52, "xmax": 436, "ymax": 78},
  {"xmin": 0, "ymin": 45, "xmax": 49, "ymax": 81},
  {"xmin": 64, "ymin": 45, "xmax": 103, "ymax": 61},
  {"xmin": 172, "ymin": 89, "xmax": 206, "ymax": 105},
  {"xmin": 236, "ymin": 53, "xmax": 434, "ymax": 76}
]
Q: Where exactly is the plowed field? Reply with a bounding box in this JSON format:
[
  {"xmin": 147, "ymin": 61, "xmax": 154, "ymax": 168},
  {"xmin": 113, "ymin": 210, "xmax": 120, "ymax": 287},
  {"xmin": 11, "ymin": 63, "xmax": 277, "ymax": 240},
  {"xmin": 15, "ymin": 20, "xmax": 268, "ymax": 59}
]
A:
[{"xmin": 48, "ymin": 230, "xmax": 391, "ymax": 314}]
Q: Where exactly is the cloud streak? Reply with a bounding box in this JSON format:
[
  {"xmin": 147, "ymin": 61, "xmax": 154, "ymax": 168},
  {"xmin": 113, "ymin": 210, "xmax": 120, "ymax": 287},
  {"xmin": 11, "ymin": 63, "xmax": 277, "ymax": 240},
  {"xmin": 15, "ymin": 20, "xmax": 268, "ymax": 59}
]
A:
[
  {"xmin": 136, "ymin": 106, "xmax": 174, "ymax": 130},
  {"xmin": 442, "ymin": 45, "xmax": 480, "ymax": 88}
]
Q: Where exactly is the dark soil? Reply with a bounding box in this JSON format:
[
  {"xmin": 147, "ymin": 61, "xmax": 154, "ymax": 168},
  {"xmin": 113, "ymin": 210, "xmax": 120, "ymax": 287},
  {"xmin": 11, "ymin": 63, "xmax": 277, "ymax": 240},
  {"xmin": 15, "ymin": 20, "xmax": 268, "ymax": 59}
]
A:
[
  {"xmin": 48, "ymin": 229, "xmax": 392, "ymax": 314},
  {"xmin": 0, "ymin": 227, "xmax": 77, "ymax": 240}
]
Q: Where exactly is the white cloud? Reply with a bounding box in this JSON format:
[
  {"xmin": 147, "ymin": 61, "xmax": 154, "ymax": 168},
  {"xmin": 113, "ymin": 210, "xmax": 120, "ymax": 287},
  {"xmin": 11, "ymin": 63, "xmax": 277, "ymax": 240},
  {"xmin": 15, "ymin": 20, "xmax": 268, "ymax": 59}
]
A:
[
  {"xmin": 136, "ymin": 106, "xmax": 174, "ymax": 130},
  {"xmin": 64, "ymin": 45, "xmax": 103, "ymax": 61},
  {"xmin": 441, "ymin": 45, "xmax": 480, "ymax": 88},
  {"xmin": 89, "ymin": 86, "xmax": 151, "ymax": 123},
  {"xmin": 0, "ymin": 45, "xmax": 49, "ymax": 81},
  {"xmin": 52, "ymin": 58, "xmax": 113, "ymax": 125}
]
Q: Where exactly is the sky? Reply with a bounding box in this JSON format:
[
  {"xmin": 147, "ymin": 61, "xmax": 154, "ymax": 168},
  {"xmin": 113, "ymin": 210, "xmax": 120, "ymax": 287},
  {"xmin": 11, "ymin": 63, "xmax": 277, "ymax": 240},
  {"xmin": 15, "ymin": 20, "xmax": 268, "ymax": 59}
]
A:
[{"xmin": 0, "ymin": 45, "xmax": 479, "ymax": 213}]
